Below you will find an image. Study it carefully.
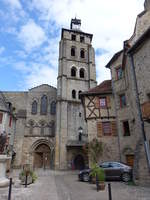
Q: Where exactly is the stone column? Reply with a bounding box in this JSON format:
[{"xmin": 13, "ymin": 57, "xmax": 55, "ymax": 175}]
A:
[{"xmin": 0, "ymin": 155, "xmax": 10, "ymax": 187}]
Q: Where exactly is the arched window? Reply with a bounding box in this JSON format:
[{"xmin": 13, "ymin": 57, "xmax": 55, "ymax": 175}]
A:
[
  {"xmin": 71, "ymin": 67, "xmax": 76, "ymax": 77},
  {"xmin": 51, "ymin": 101, "xmax": 56, "ymax": 115},
  {"xmin": 80, "ymin": 68, "xmax": 85, "ymax": 78},
  {"xmin": 40, "ymin": 95, "xmax": 47, "ymax": 115},
  {"xmin": 71, "ymin": 47, "xmax": 75, "ymax": 56},
  {"xmin": 72, "ymin": 90, "xmax": 76, "ymax": 99},
  {"xmin": 78, "ymin": 91, "xmax": 82, "ymax": 99},
  {"xmin": 31, "ymin": 101, "xmax": 37, "ymax": 114},
  {"xmin": 80, "ymin": 49, "xmax": 85, "ymax": 58}
]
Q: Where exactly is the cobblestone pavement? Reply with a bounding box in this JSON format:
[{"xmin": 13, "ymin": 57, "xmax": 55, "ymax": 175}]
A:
[{"xmin": 0, "ymin": 170, "xmax": 150, "ymax": 200}]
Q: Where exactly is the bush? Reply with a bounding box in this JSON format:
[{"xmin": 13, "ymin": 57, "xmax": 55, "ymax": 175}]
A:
[
  {"xmin": 19, "ymin": 169, "xmax": 37, "ymax": 184},
  {"xmin": 90, "ymin": 163, "xmax": 105, "ymax": 182},
  {"xmin": 29, "ymin": 171, "xmax": 37, "ymax": 183}
]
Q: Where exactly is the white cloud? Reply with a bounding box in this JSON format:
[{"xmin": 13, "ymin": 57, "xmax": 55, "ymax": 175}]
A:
[
  {"xmin": 25, "ymin": 66, "xmax": 57, "ymax": 89},
  {"xmin": 28, "ymin": 0, "xmax": 144, "ymax": 84},
  {"xmin": 4, "ymin": 0, "xmax": 144, "ymax": 89},
  {"xmin": 18, "ymin": 19, "xmax": 47, "ymax": 52},
  {"xmin": 4, "ymin": 0, "xmax": 22, "ymax": 9},
  {"xmin": 0, "ymin": 47, "xmax": 5, "ymax": 55},
  {"xmin": 14, "ymin": 62, "xmax": 57, "ymax": 89}
]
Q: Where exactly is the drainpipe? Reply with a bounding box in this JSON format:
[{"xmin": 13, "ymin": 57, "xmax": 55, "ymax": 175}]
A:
[
  {"xmin": 128, "ymin": 53, "xmax": 150, "ymax": 172},
  {"xmin": 111, "ymin": 78, "xmax": 122, "ymax": 162}
]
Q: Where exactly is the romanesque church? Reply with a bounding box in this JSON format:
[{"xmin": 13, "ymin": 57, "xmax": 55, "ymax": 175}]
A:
[
  {"xmin": 3, "ymin": 18, "xmax": 96, "ymax": 170},
  {"xmin": 1, "ymin": 0, "xmax": 150, "ymax": 185}
]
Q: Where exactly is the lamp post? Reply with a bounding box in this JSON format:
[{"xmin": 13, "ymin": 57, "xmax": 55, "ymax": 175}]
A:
[
  {"xmin": 78, "ymin": 127, "xmax": 83, "ymax": 141},
  {"xmin": 78, "ymin": 127, "xmax": 88, "ymax": 141}
]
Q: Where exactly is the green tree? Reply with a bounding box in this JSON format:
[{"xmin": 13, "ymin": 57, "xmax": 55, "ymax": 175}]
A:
[{"xmin": 83, "ymin": 138, "xmax": 103, "ymax": 164}]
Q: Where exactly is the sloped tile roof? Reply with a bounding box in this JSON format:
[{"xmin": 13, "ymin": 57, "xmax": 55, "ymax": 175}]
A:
[{"xmin": 81, "ymin": 80, "xmax": 112, "ymax": 96}]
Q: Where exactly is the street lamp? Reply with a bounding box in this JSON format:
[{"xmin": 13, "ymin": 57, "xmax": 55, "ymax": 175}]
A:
[
  {"xmin": 78, "ymin": 127, "xmax": 83, "ymax": 141},
  {"xmin": 78, "ymin": 127, "xmax": 88, "ymax": 141}
]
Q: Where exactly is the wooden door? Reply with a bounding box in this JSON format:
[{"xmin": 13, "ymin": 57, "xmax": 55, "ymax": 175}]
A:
[
  {"xmin": 34, "ymin": 152, "xmax": 43, "ymax": 168},
  {"xmin": 43, "ymin": 153, "xmax": 51, "ymax": 169},
  {"xmin": 126, "ymin": 155, "xmax": 134, "ymax": 167},
  {"xmin": 33, "ymin": 144, "xmax": 51, "ymax": 169}
]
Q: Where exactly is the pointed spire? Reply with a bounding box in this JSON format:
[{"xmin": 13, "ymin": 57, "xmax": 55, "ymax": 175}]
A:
[{"xmin": 144, "ymin": 0, "xmax": 150, "ymax": 11}]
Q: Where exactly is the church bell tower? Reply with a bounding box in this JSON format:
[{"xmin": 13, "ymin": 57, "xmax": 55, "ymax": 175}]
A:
[{"xmin": 55, "ymin": 18, "xmax": 97, "ymax": 169}]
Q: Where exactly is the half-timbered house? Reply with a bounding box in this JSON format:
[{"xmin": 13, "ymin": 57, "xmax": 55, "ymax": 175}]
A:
[{"xmin": 81, "ymin": 80, "xmax": 120, "ymax": 165}]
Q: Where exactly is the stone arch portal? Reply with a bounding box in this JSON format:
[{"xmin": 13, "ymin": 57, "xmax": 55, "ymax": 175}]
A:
[
  {"xmin": 31, "ymin": 140, "xmax": 54, "ymax": 169},
  {"xmin": 73, "ymin": 154, "xmax": 85, "ymax": 170}
]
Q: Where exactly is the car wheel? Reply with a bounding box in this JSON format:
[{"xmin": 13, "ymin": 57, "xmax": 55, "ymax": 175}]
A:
[
  {"xmin": 122, "ymin": 173, "xmax": 131, "ymax": 182},
  {"xmin": 83, "ymin": 173, "xmax": 89, "ymax": 182}
]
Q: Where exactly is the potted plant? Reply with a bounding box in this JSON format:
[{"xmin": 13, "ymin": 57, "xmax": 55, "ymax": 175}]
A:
[
  {"xmin": 90, "ymin": 163, "xmax": 105, "ymax": 191},
  {"xmin": 19, "ymin": 164, "xmax": 37, "ymax": 185}
]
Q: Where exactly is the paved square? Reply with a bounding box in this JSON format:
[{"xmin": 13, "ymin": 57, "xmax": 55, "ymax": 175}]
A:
[{"xmin": 0, "ymin": 170, "xmax": 149, "ymax": 200}]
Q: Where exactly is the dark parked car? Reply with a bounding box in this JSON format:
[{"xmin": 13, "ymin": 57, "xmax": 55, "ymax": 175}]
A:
[{"xmin": 78, "ymin": 161, "xmax": 132, "ymax": 182}]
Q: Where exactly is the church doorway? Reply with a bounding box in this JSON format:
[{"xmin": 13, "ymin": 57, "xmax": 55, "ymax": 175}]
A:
[
  {"xmin": 74, "ymin": 154, "xmax": 85, "ymax": 170},
  {"xmin": 33, "ymin": 144, "xmax": 51, "ymax": 169}
]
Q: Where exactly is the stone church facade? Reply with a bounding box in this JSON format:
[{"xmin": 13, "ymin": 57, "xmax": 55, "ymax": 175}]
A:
[
  {"xmin": 3, "ymin": 18, "xmax": 97, "ymax": 170},
  {"xmin": 1, "ymin": 1, "xmax": 150, "ymax": 186},
  {"xmin": 4, "ymin": 85, "xmax": 57, "ymax": 169}
]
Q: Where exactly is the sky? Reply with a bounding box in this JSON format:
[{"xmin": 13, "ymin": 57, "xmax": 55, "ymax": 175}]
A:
[{"xmin": 0, "ymin": 0, "xmax": 144, "ymax": 91}]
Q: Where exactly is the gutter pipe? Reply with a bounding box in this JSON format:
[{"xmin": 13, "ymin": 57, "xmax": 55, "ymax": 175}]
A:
[{"xmin": 128, "ymin": 53, "xmax": 150, "ymax": 172}]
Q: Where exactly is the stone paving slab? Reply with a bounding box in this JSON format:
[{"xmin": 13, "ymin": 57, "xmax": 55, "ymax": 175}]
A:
[
  {"xmin": 0, "ymin": 170, "xmax": 149, "ymax": 200},
  {"xmin": 55, "ymin": 173, "xmax": 150, "ymax": 200},
  {"xmin": 0, "ymin": 170, "xmax": 59, "ymax": 200}
]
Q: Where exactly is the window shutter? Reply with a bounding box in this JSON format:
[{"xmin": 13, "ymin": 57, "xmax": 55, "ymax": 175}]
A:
[
  {"xmin": 111, "ymin": 121, "xmax": 117, "ymax": 136},
  {"xmin": 95, "ymin": 98, "xmax": 100, "ymax": 109},
  {"xmin": 0, "ymin": 113, "xmax": 3, "ymax": 124},
  {"xmin": 9, "ymin": 116, "xmax": 12, "ymax": 127},
  {"xmin": 97, "ymin": 122, "xmax": 103, "ymax": 137},
  {"xmin": 106, "ymin": 96, "xmax": 111, "ymax": 108}
]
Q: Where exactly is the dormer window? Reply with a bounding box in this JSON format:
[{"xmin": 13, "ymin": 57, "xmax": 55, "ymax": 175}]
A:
[
  {"xmin": 71, "ymin": 47, "xmax": 75, "ymax": 56},
  {"xmin": 71, "ymin": 34, "xmax": 76, "ymax": 41}
]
